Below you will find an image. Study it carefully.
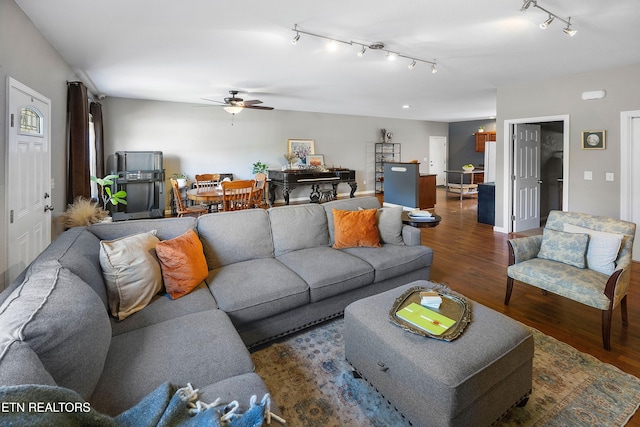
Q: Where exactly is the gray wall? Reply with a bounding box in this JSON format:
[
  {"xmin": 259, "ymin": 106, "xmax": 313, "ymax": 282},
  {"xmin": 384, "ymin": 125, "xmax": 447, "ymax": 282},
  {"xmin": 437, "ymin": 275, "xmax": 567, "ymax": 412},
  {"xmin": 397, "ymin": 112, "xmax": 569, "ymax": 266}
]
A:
[
  {"xmin": 0, "ymin": 0, "xmax": 80, "ymax": 289},
  {"xmin": 448, "ymin": 119, "xmax": 496, "ymax": 173},
  {"xmin": 495, "ymin": 63, "xmax": 640, "ymax": 230},
  {"xmin": 102, "ymin": 97, "xmax": 448, "ymax": 208}
]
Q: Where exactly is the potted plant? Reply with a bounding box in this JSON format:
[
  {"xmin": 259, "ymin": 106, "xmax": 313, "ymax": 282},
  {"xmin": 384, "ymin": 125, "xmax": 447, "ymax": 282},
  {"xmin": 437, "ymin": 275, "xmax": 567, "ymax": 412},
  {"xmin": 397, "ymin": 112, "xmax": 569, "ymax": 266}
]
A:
[
  {"xmin": 283, "ymin": 152, "xmax": 297, "ymax": 169},
  {"xmin": 252, "ymin": 161, "xmax": 268, "ymax": 175},
  {"xmin": 172, "ymin": 173, "xmax": 190, "ymax": 189},
  {"xmin": 91, "ymin": 174, "xmax": 128, "ymax": 211}
]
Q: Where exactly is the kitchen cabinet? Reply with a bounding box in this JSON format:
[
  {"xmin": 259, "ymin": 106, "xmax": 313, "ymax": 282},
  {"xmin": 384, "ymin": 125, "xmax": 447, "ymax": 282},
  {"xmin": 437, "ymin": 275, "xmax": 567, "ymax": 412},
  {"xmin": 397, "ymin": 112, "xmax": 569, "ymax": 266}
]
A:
[{"xmin": 475, "ymin": 132, "xmax": 496, "ymax": 152}]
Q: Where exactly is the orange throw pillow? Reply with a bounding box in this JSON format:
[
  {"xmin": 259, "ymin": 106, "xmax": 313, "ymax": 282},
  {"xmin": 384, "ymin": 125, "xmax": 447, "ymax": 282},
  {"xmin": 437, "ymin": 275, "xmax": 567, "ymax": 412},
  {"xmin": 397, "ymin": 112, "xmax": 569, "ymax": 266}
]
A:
[
  {"xmin": 332, "ymin": 208, "xmax": 382, "ymax": 249},
  {"xmin": 155, "ymin": 229, "xmax": 209, "ymax": 300}
]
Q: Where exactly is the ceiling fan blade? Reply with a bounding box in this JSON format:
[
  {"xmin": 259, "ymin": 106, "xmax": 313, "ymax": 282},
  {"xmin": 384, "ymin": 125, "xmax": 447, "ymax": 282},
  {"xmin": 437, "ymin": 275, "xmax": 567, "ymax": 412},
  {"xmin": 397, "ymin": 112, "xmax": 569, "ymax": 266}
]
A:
[
  {"xmin": 242, "ymin": 99, "xmax": 263, "ymax": 106},
  {"xmin": 244, "ymin": 105, "xmax": 274, "ymax": 110},
  {"xmin": 201, "ymin": 97, "xmax": 226, "ymax": 104}
]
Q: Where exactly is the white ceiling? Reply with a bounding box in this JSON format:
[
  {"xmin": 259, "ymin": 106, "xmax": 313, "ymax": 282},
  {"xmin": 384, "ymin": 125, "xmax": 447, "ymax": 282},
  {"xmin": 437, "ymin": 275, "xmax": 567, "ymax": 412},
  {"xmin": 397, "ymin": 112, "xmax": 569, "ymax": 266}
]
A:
[{"xmin": 15, "ymin": 0, "xmax": 640, "ymax": 122}]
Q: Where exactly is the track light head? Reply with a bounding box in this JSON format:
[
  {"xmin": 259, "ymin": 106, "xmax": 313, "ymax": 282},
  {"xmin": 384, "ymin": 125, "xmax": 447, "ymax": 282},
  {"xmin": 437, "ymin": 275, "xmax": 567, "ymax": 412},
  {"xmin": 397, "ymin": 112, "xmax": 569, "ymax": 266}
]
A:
[
  {"xmin": 431, "ymin": 63, "xmax": 438, "ymax": 74},
  {"xmin": 357, "ymin": 46, "xmax": 366, "ymax": 57},
  {"xmin": 291, "ymin": 33, "xmax": 300, "ymax": 44},
  {"xmin": 521, "ymin": 0, "xmax": 534, "ymax": 11},
  {"xmin": 408, "ymin": 60, "xmax": 416, "ymax": 70},
  {"xmin": 540, "ymin": 15, "xmax": 554, "ymax": 29},
  {"xmin": 387, "ymin": 52, "xmax": 397, "ymax": 61},
  {"xmin": 563, "ymin": 17, "xmax": 577, "ymax": 36}
]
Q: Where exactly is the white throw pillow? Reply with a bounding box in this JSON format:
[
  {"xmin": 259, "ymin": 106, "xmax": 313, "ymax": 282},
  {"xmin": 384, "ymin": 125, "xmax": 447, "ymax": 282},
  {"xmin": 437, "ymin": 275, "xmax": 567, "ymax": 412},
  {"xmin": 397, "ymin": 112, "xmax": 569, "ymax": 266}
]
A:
[
  {"xmin": 99, "ymin": 230, "xmax": 162, "ymax": 320},
  {"xmin": 563, "ymin": 223, "xmax": 623, "ymax": 275}
]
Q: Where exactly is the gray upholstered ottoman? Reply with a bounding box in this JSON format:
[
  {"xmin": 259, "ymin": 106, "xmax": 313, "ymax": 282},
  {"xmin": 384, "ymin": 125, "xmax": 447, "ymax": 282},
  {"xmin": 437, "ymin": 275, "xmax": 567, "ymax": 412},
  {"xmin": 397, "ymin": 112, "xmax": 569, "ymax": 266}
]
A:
[{"xmin": 344, "ymin": 281, "xmax": 533, "ymax": 427}]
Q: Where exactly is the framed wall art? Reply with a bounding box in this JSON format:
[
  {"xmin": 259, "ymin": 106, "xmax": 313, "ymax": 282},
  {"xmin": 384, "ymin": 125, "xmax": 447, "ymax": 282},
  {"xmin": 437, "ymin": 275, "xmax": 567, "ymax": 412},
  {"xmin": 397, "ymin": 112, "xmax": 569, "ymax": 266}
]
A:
[
  {"xmin": 288, "ymin": 139, "xmax": 315, "ymax": 164},
  {"xmin": 306, "ymin": 154, "xmax": 324, "ymax": 167},
  {"xmin": 582, "ymin": 130, "xmax": 605, "ymax": 150}
]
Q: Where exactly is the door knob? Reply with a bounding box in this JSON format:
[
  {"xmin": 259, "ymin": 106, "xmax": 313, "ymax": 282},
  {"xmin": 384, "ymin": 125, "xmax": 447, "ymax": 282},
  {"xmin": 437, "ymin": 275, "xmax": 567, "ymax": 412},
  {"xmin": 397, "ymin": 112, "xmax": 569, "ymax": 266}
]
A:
[
  {"xmin": 44, "ymin": 205, "xmax": 54, "ymax": 212},
  {"xmin": 537, "ymin": 180, "xmax": 543, "ymax": 184},
  {"xmin": 44, "ymin": 192, "xmax": 50, "ymax": 199}
]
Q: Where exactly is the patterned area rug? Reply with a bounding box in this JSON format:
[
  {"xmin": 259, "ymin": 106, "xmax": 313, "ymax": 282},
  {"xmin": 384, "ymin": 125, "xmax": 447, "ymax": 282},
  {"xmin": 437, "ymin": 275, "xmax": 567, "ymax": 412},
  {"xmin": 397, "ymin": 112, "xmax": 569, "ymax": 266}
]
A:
[{"xmin": 251, "ymin": 318, "xmax": 640, "ymax": 427}]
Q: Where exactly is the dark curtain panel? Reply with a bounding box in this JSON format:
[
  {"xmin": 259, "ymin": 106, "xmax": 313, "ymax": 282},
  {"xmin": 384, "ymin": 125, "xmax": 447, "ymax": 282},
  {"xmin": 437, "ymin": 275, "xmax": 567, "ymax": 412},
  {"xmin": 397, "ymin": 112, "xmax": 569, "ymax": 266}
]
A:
[
  {"xmin": 90, "ymin": 101, "xmax": 105, "ymax": 178},
  {"xmin": 66, "ymin": 81, "xmax": 90, "ymax": 205}
]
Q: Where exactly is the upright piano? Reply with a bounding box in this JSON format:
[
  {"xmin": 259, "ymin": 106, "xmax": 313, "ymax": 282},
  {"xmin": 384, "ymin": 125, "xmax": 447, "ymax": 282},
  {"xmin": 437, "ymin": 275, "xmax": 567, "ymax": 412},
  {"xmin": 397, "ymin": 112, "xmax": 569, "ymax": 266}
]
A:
[{"xmin": 268, "ymin": 168, "xmax": 357, "ymax": 205}]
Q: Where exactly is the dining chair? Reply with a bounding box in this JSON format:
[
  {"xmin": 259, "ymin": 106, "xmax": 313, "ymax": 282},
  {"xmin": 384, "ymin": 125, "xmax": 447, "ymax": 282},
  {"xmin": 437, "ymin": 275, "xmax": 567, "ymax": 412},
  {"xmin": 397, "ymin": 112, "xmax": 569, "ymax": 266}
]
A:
[
  {"xmin": 195, "ymin": 174, "xmax": 221, "ymax": 212},
  {"xmin": 221, "ymin": 179, "xmax": 255, "ymax": 211},
  {"xmin": 170, "ymin": 178, "xmax": 207, "ymax": 217},
  {"xmin": 195, "ymin": 174, "xmax": 220, "ymax": 191},
  {"xmin": 250, "ymin": 173, "xmax": 267, "ymax": 208}
]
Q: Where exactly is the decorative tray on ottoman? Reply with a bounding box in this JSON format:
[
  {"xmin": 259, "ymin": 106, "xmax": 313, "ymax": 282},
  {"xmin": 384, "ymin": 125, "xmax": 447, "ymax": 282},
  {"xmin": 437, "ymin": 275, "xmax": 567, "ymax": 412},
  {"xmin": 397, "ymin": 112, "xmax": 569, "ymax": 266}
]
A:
[{"xmin": 389, "ymin": 284, "xmax": 471, "ymax": 341}]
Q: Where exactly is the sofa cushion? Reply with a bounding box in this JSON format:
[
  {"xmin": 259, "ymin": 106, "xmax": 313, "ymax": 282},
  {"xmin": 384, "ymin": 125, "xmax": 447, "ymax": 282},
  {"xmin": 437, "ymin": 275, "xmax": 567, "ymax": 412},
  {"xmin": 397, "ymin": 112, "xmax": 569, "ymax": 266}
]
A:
[
  {"xmin": 57, "ymin": 229, "xmax": 108, "ymax": 308},
  {"xmin": 156, "ymin": 229, "xmax": 208, "ymax": 300},
  {"xmin": 0, "ymin": 260, "xmax": 111, "ymax": 399},
  {"xmin": 343, "ymin": 244, "xmax": 434, "ymax": 283},
  {"xmin": 207, "ymin": 258, "xmax": 309, "ymax": 325},
  {"xmin": 91, "ymin": 309, "xmax": 254, "ymax": 416},
  {"xmin": 563, "ymin": 223, "xmax": 623, "ymax": 275},
  {"xmin": 332, "ymin": 208, "xmax": 381, "ymax": 249},
  {"xmin": 538, "ymin": 228, "xmax": 589, "ymax": 268},
  {"xmin": 507, "ymin": 258, "xmax": 611, "ymax": 310},
  {"xmin": 89, "ymin": 217, "xmax": 197, "ymax": 241},
  {"xmin": 323, "ymin": 196, "xmax": 381, "ymax": 245},
  {"xmin": 110, "ymin": 283, "xmax": 217, "ymax": 336},
  {"xmin": 99, "ymin": 230, "xmax": 163, "ymax": 320},
  {"xmin": 198, "ymin": 209, "xmax": 274, "ymax": 269},
  {"xmin": 0, "ymin": 341, "xmax": 56, "ymax": 386},
  {"xmin": 268, "ymin": 204, "xmax": 329, "ymax": 256},
  {"xmin": 277, "ymin": 247, "xmax": 374, "ymax": 302}
]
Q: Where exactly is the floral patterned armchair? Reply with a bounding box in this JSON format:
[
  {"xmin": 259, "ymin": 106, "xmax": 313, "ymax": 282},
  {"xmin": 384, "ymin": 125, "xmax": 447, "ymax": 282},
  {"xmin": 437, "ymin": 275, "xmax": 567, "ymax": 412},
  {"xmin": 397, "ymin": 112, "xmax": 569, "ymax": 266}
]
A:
[{"xmin": 506, "ymin": 210, "xmax": 636, "ymax": 350}]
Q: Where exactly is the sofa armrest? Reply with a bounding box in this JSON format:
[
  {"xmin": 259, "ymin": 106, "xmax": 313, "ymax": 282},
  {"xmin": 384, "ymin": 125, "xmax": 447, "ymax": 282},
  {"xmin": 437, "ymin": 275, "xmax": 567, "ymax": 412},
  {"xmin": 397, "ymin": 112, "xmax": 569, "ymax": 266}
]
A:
[
  {"xmin": 402, "ymin": 225, "xmax": 421, "ymax": 246},
  {"xmin": 507, "ymin": 235, "xmax": 543, "ymax": 265}
]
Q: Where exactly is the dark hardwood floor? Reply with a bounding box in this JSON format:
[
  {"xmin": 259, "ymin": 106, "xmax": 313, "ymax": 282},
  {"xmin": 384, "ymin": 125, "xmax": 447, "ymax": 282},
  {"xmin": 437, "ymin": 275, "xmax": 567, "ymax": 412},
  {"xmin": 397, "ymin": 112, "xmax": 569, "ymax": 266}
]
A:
[{"xmin": 406, "ymin": 188, "xmax": 640, "ymax": 426}]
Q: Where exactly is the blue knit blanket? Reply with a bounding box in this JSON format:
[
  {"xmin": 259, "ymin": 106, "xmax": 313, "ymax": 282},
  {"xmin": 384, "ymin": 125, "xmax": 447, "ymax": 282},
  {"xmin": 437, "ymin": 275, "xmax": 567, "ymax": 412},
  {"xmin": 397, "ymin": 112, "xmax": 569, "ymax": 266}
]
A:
[{"xmin": 0, "ymin": 382, "xmax": 271, "ymax": 427}]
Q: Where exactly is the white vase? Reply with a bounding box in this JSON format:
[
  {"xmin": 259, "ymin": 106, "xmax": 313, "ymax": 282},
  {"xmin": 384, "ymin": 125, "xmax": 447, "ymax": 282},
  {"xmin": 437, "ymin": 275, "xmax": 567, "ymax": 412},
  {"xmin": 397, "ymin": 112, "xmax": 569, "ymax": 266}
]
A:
[{"xmin": 177, "ymin": 178, "xmax": 187, "ymax": 188}]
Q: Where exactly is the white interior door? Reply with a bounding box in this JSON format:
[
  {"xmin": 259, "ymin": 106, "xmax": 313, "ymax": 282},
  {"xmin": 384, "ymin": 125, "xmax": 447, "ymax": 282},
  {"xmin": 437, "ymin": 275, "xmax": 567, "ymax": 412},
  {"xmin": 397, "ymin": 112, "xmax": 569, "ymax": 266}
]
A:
[
  {"xmin": 6, "ymin": 78, "xmax": 52, "ymax": 284},
  {"xmin": 428, "ymin": 136, "xmax": 447, "ymax": 185},
  {"xmin": 620, "ymin": 111, "xmax": 640, "ymax": 261},
  {"xmin": 513, "ymin": 124, "xmax": 541, "ymax": 232}
]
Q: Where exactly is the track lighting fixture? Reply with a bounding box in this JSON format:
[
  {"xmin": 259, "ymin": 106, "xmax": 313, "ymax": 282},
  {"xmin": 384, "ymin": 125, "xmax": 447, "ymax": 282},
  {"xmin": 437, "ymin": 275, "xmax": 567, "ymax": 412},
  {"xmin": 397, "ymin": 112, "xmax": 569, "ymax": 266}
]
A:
[
  {"xmin": 539, "ymin": 15, "xmax": 554, "ymax": 29},
  {"xmin": 521, "ymin": 0, "xmax": 576, "ymax": 36},
  {"xmin": 290, "ymin": 24, "xmax": 438, "ymax": 73},
  {"xmin": 291, "ymin": 24, "xmax": 301, "ymax": 44}
]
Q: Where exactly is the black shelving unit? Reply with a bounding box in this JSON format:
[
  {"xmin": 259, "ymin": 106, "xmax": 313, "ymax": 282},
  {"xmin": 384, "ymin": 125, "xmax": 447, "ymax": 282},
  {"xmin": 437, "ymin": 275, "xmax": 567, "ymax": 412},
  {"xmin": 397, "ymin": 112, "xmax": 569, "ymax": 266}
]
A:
[
  {"xmin": 110, "ymin": 151, "xmax": 165, "ymax": 221},
  {"xmin": 375, "ymin": 142, "xmax": 401, "ymax": 193}
]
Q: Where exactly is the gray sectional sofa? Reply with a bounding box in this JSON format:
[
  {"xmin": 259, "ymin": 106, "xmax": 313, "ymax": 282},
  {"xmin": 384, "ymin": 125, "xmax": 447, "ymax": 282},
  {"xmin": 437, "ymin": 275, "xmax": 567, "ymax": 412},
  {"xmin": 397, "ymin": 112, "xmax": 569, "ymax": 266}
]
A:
[{"xmin": 0, "ymin": 196, "xmax": 433, "ymax": 418}]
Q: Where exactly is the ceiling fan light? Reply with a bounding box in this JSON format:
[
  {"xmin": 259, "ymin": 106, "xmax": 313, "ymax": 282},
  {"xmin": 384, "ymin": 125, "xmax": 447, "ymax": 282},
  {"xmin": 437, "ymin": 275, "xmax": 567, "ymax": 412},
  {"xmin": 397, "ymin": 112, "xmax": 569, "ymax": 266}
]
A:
[
  {"xmin": 223, "ymin": 106, "xmax": 243, "ymax": 115},
  {"xmin": 540, "ymin": 15, "xmax": 554, "ymax": 29},
  {"xmin": 408, "ymin": 60, "xmax": 417, "ymax": 70}
]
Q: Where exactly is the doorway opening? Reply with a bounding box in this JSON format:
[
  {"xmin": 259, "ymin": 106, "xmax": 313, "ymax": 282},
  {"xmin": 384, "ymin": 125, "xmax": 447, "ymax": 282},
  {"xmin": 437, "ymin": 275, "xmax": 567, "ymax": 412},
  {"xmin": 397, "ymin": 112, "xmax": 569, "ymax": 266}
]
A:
[{"xmin": 503, "ymin": 115, "xmax": 569, "ymax": 233}]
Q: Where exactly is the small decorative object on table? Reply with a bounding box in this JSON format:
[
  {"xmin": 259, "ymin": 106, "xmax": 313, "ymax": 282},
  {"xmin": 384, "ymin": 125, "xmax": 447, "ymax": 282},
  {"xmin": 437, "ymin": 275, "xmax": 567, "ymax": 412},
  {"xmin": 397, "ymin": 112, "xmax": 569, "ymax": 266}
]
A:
[
  {"xmin": 462, "ymin": 163, "xmax": 475, "ymax": 172},
  {"xmin": 389, "ymin": 284, "xmax": 470, "ymax": 341}
]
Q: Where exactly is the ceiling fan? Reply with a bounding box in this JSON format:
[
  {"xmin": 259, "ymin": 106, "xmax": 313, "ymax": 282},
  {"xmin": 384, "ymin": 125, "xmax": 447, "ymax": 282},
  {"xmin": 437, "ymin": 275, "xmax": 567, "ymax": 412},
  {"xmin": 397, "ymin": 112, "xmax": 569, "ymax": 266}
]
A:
[{"xmin": 201, "ymin": 90, "xmax": 274, "ymax": 114}]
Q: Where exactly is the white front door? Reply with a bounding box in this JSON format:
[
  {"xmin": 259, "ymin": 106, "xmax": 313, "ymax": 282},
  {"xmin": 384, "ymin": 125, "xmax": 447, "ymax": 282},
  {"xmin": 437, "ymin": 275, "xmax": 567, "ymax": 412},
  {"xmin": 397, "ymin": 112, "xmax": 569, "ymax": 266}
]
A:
[
  {"xmin": 428, "ymin": 136, "xmax": 447, "ymax": 185},
  {"xmin": 513, "ymin": 124, "xmax": 541, "ymax": 232},
  {"xmin": 6, "ymin": 78, "xmax": 52, "ymax": 284}
]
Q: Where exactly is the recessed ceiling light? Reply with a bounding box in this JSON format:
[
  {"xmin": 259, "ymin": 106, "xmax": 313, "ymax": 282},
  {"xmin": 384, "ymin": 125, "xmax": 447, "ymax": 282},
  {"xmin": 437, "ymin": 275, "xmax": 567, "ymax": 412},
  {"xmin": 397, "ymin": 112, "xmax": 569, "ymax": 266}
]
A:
[{"xmin": 402, "ymin": 105, "xmax": 411, "ymax": 109}]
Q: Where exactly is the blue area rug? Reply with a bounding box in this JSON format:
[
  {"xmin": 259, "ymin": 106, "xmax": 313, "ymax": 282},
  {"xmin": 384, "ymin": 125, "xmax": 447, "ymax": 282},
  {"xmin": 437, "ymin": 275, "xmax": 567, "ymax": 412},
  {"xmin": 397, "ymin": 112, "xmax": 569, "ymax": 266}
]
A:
[{"xmin": 251, "ymin": 318, "xmax": 640, "ymax": 426}]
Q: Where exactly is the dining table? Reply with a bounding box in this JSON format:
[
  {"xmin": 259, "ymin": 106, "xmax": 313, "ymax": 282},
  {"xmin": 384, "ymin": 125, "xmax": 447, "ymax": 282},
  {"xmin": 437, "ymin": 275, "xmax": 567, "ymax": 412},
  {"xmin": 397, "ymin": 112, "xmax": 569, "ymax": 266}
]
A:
[{"xmin": 187, "ymin": 187, "xmax": 224, "ymax": 212}]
